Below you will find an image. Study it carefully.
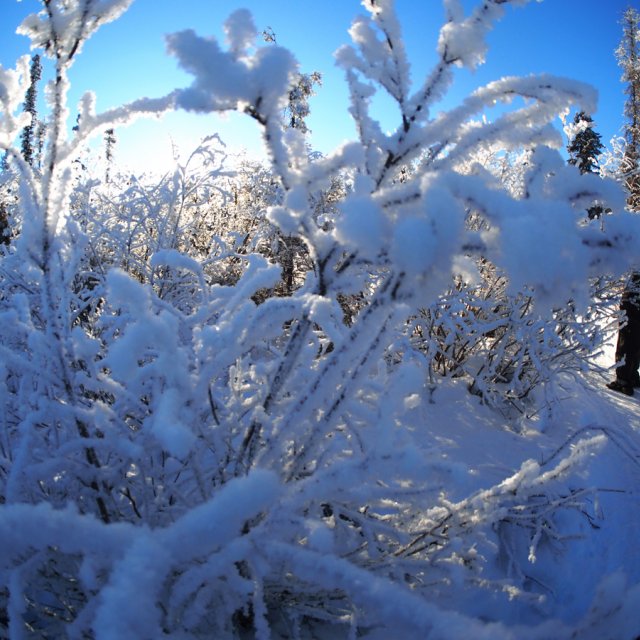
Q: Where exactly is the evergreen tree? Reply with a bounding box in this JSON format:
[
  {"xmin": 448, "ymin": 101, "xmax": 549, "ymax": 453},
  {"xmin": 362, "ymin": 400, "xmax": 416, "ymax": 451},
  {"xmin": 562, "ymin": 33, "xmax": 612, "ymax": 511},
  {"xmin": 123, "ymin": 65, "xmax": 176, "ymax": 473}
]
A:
[
  {"xmin": 262, "ymin": 27, "xmax": 322, "ymax": 134},
  {"xmin": 35, "ymin": 120, "xmax": 46, "ymax": 169},
  {"xmin": 19, "ymin": 54, "xmax": 42, "ymax": 167},
  {"xmin": 616, "ymin": 6, "xmax": 640, "ymax": 212},
  {"xmin": 567, "ymin": 111, "xmax": 605, "ymax": 218},
  {"xmin": 284, "ymin": 71, "xmax": 322, "ymax": 133},
  {"xmin": 567, "ymin": 111, "xmax": 604, "ymax": 174},
  {"xmin": 609, "ymin": 7, "xmax": 640, "ymax": 396},
  {"xmin": 104, "ymin": 127, "xmax": 116, "ymax": 182},
  {"xmin": 260, "ymin": 26, "xmax": 321, "ymax": 296}
]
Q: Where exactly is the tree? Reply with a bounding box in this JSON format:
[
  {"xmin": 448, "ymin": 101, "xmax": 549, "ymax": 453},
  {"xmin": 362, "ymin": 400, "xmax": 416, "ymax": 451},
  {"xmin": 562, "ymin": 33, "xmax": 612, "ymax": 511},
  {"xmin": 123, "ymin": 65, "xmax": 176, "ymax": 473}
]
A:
[
  {"xmin": 263, "ymin": 26, "xmax": 322, "ymax": 134},
  {"xmin": 567, "ymin": 111, "xmax": 605, "ymax": 218},
  {"xmin": 567, "ymin": 111, "xmax": 604, "ymax": 174},
  {"xmin": 617, "ymin": 6, "xmax": 640, "ymax": 211},
  {"xmin": 19, "ymin": 53, "xmax": 41, "ymax": 167},
  {"xmin": 259, "ymin": 26, "xmax": 323, "ymax": 298},
  {"xmin": 608, "ymin": 7, "xmax": 640, "ymax": 396},
  {"xmin": 104, "ymin": 126, "xmax": 116, "ymax": 182}
]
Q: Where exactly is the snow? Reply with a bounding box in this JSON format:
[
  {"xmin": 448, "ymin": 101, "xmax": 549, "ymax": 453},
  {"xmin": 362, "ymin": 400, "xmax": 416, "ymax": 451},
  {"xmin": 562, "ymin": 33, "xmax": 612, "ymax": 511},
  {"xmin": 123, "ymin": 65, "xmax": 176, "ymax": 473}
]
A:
[
  {"xmin": 500, "ymin": 201, "xmax": 591, "ymax": 307},
  {"xmin": 18, "ymin": 0, "xmax": 134, "ymax": 61},
  {"xmin": 167, "ymin": 20, "xmax": 297, "ymax": 117},
  {"xmin": 334, "ymin": 193, "xmax": 389, "ymax": 258},
  {"xmin": 148, "ymin": 388, "xmax": 196, "ymax": 458},
  {"xmin": 2, "ymin": 0, "xmax": 640, "ymax": 638},
  {"xmin": 223, "ymin": 8, "xmax": 257, "ymax": 57},
  {"xmin": 0, "ymin": 56, "xmax": 32, "ymax": 149},
  {"xmin": 391, "ymin": 183, "xmax": 465, "ymax": 283},
  {"xmin": 401, "ymin": 371, "xmax": 640, "ymax": 631}
]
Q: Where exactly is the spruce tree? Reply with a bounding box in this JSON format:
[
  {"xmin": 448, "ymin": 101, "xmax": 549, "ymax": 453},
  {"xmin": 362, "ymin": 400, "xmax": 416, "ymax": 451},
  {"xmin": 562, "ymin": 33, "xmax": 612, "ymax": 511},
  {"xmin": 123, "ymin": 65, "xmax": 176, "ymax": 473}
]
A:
[
  {"xmin": 567, "ymin": 111, "xmax": 605, "ymax": 218},
  {"xmin": 262, "ymin": 27, "xmax": 322, "ymax": 134},
  {"xmin": 260, "ymin": 27, "xmax": 321, "ymax": 295},
  {"xmin": 104, "ymin": 127, "xmax": 116, "ymax": 183},
  {"xmin": 609, "ymin": 7, "xmax": 640, "ymax": 395},
  {"xmin": 567, "ymin": 111, "xmax": 604, "ymax": 174},
  {"xmin": 285, "ymin": 71, "xmax": 322, "ymax": 134},
  {"xmin": 19, "ymin": 54, "xmax": 42, "ymax": 167},
  {"xmin": 616, "ymin": 6, "xmax": 640, "ymax": 212}
]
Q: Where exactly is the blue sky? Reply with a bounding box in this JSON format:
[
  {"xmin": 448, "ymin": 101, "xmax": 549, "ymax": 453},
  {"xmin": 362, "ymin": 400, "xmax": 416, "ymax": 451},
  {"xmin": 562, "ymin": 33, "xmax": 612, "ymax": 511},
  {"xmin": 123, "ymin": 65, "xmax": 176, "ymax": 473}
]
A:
[{"xmin": 0, "ymin": 0, "xmax": 635, "ymax": 174}]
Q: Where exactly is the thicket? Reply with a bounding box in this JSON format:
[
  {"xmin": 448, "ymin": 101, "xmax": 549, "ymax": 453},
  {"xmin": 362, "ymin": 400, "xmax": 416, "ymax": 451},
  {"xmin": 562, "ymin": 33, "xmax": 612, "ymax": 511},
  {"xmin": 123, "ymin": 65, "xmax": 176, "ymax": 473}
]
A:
[{"xmin": 1, "ymin": 1, "xmax": 639, "ymax": 638}]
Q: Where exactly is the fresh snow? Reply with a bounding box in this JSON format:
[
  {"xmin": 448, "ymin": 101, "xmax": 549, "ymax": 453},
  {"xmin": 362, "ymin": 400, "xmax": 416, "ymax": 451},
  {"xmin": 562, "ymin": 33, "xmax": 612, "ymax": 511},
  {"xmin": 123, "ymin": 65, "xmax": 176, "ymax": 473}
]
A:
[{"xmin": 1, "ymin": 0, "xmax": 640, "ymax": 638}]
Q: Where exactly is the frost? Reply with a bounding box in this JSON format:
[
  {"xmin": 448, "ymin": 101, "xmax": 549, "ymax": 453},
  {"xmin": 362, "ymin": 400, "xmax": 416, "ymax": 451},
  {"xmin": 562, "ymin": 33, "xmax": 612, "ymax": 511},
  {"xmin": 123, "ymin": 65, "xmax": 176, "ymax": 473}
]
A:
[
  {"xmin": 0, "ymin": 57, "xmax": 32, "ymax": 148},
  {"xmin": 18, "ymin": 0, "xmax": 134, "ymax": 61},
  {"xmin": 148, "ymin": 388, "xmax": 196, "ymax": 458},
  {"xmin": 223, "ymin": 8, "xmax": 257, "ymax": 56},
  {"xmin": 2, "ymin": 0, "xmax": 640, "ymax": 638},
  {"xmin": 167, "ymin": 25, "xmax": 297, "ymax": 119},
  {"xmin": 334, "ymin": 194, "xmax": 389, "ymax": 258}
]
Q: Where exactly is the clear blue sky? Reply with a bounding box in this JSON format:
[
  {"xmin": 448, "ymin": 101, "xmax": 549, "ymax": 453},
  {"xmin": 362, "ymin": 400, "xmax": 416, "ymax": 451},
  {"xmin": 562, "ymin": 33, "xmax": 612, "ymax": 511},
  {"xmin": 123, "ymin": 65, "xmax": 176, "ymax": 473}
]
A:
[{"xmin": 0, "ymin": 0, "xmax": 635, "ymax": 174}]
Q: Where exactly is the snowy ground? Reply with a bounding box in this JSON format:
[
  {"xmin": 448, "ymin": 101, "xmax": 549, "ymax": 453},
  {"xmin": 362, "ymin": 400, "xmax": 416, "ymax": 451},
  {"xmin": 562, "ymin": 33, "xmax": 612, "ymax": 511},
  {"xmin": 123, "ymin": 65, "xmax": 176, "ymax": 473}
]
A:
[{"xmin": 402, "ymin": 331, "xmax": 640, "ymax": 635}]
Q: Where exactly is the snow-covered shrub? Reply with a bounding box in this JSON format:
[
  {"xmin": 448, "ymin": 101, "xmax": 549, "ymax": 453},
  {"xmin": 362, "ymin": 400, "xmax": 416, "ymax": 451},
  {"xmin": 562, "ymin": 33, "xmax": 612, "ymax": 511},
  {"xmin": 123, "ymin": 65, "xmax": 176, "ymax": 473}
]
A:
[
  {"xmin": 413, "ymin": 281, "xmax": 613, "ymax": 418},
  {"xmin": 1, "ymin": 1, "xmax": 640, "ymax": 638},
  {"xmin": 408, "ymin": 149, "xmax": 621, "ymax": 417}
]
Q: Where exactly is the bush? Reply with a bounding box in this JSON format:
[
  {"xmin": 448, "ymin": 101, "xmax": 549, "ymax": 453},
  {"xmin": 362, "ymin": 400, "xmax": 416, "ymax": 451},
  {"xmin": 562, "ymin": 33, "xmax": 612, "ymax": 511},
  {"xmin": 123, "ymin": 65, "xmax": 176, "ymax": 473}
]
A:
[{"xmin": 1, "ymin": 1, "xmax": 640, "ymax": 638}]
